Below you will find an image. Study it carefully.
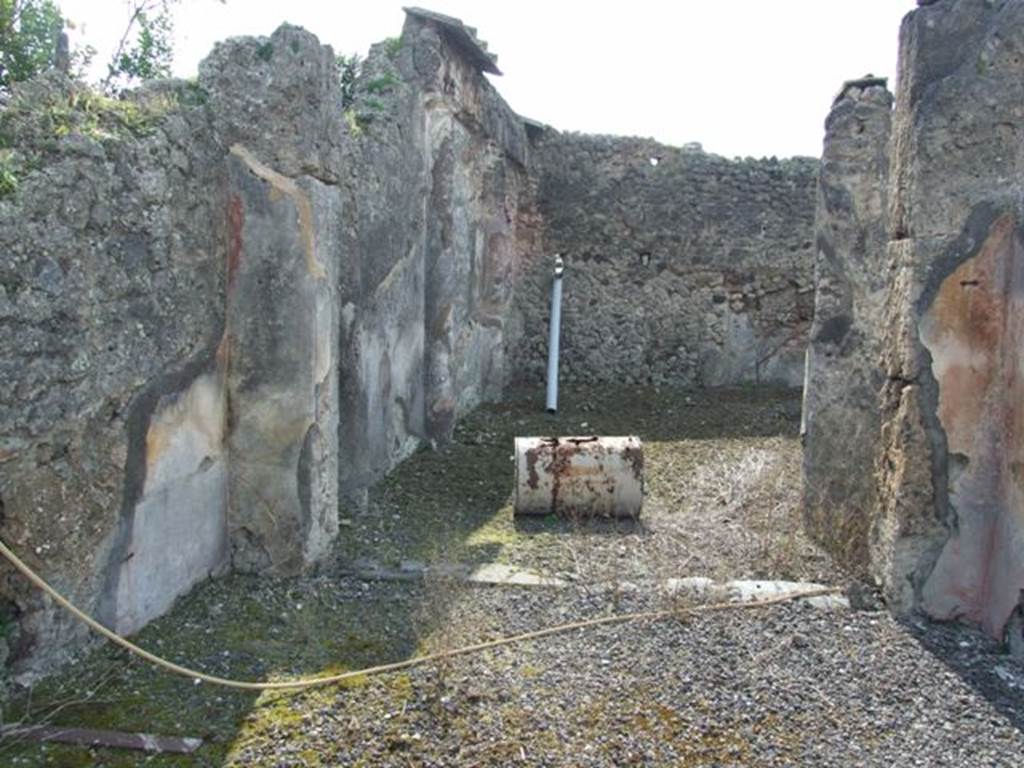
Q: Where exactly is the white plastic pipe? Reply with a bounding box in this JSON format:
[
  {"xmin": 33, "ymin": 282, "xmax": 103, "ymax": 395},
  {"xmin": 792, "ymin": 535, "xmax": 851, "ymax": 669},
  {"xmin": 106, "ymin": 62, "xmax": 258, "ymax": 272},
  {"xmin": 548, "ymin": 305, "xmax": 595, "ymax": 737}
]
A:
[{"xmin": 545, "ymin": 255, "xmax": 565, "ymax": 413}]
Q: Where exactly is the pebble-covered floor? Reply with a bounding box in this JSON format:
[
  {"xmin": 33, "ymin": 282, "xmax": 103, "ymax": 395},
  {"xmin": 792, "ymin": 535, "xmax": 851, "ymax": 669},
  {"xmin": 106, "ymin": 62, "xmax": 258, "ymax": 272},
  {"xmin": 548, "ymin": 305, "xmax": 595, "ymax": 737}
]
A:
[{"xmin": 2, "ymin": 386, "xmax": 1021, "ymax": 767}]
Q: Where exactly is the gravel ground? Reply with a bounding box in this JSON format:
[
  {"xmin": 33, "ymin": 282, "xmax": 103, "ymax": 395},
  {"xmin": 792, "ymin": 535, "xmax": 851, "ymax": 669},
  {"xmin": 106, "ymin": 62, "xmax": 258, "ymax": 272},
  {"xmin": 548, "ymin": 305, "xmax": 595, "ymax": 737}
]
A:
[
  {"xmin": 2, "ymin": 386, "xmax": 1022, "ymax": 766},
  {"xmin": 223, "ymin": 584, "xmax": 1024, "ymax": 768}
]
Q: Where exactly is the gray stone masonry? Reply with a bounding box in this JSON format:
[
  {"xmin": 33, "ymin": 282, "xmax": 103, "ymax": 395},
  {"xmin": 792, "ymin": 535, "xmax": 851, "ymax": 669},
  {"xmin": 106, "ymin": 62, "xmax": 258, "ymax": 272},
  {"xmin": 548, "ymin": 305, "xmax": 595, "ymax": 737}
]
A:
[
  {"xmin": 802, "ymin": 79, "xmax": 892, "ymax": 574},
  {"xmin": 511, "ymin": 133, "xmax": 818, "ymax": 388},
  {"xmin": 0, "ymin": 7, "xmax": 830, "ymax": 677},
  {"xmin": 873, "ymin": 0, "xmax": 1024, "ymax": 642},
  {"xmin": 0, "ymin": 12, "xmax": 534, "ymax": 676}
]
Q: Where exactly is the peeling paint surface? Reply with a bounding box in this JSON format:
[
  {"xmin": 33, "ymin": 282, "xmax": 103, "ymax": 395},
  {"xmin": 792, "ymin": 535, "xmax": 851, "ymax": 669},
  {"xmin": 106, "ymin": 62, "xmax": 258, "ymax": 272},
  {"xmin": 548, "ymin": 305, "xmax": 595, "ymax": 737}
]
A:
[
  {"xmin": 229, "ymin": 144, "xmax": 325, "ymax": 280},
  {"xmin": 920, "ymin": 214, "xmax": 1024, "ymax": 636},
  {"xmin": 114, "ymin": 371, "xmax": 228, "ymax": 634},
  {"xmin": 347, "ymin": 250, "xmax": 426, "ymax": 489},
  {"xmin": 224, "ymin": 148, "xmax": 339, "ymax": 574}
]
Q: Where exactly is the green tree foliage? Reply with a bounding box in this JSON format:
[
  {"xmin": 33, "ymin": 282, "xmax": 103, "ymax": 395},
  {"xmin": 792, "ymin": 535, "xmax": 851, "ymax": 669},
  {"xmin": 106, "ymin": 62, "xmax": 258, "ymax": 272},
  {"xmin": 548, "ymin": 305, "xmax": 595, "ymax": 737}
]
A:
[
  {"xmin": 1, "ymin": 0, "xmax": 225, "ymax": 96},
  {"xmin": 103, "ymin": 0, "xmax": 225, "ymax": 94},
  {"xmin": 103, "ymin": 0, "xmax": 176, "ymax": 93},
  {"xmin": 338, "ymin": 52, "xmax": 360, "ymax": 109},
  {"xmin": 0, "ymin": 0, "xmax": 63, "ymax": 92}
]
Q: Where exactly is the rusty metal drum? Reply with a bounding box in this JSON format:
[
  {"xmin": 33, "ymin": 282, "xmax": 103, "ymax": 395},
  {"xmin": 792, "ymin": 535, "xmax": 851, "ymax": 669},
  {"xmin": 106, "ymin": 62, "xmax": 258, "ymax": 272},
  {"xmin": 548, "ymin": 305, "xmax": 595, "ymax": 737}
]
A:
[{"xmin": 513, "ymin": 436, "xmax": 644, "ymax": 518}]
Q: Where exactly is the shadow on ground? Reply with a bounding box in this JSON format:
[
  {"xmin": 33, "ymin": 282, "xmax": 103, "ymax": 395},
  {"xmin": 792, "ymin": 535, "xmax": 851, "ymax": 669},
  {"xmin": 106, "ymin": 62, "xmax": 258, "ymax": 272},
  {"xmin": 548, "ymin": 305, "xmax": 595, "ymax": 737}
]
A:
[
  {"xmin": 0, "ymin": 569, "xmax": 430, "ymax": 766},
  {"xmin": 0, "ymin": 385, "xmax": 804, "ymax": 766},
  {"xmin": 335, "ymin": 384, "xmax": 803, "ymax": 569},
  {"xmin": 907, "ymin": 617, "xmax": 1024, "ymax": 733}
]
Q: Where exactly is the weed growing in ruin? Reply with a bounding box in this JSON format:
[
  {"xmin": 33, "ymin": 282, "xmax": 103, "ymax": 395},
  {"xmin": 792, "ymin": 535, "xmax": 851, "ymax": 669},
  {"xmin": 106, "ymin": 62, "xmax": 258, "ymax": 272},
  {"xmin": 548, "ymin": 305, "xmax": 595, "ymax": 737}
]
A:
[
  {"xmin": 384, "ymin": 36, "xmax": 403, "ymax": 58},
  {"xmin": 0, "ymin": 83, "xmax": 169, "ymax": 150},
  {"xmin": 343, "ymin": 108, "xmax": 365, "ymax": 137},
  {"xmin": 365, "ymin": 73, "xmax": 399, "ymax": 95},
  {"xmin": 255, "ymin": 41, "xmax": 274, "ymax": 62},
  {"xmin": 337, "ymin": 53, "xmax": 361, "ymax": 108},
  {"xmin": 174, "ymin": 77, "xmax": 209, "ymax": 106},
  {"xmin": 0, "ymin": 151, "xmax": 18, "ymax": 199}
]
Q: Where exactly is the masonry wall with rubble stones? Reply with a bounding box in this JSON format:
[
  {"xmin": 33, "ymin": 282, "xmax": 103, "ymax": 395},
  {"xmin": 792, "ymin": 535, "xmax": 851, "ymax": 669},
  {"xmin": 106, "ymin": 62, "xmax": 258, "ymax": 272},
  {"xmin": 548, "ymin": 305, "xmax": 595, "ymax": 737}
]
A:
[
  {"xmin": 800, "ymin": 0, "xmax": 1024, "ymax": 654},
  {"xmin": 510, "ymin": 133, "xmax": 819, "ymax": 389},
  {"xmin": 0, "ymin": 12, "xmax": 533, "ymax": 678}
]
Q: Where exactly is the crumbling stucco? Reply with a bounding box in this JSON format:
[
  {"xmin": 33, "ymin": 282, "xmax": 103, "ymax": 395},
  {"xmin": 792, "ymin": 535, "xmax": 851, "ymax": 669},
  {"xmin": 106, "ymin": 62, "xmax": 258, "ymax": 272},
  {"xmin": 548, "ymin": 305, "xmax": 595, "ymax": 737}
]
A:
[
  {"xmin": 0, "ymin": 72, "xmax": 228, "ymax": 673},
  {"xmin": 0, "ymin": 12, "xmax": 535, "ymax": 676},
  {"xmin": 802, "ymin": 77, "xmax": 892, "ymax": 573},
  {"xmin": 335, "ymin": 11, "xmax": 531, "ymax": 508},
  {"xmin": 872, "ymin": 0, "xmax": 1024, "ymax": 640}
]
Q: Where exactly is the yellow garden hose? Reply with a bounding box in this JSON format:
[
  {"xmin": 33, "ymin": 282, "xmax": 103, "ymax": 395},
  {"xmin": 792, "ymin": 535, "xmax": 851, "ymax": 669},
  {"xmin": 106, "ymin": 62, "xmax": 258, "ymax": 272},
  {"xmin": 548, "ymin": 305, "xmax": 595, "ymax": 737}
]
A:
[{"xmin": 0, "ymin": 537, "xmax": 839, "ymax": 692}]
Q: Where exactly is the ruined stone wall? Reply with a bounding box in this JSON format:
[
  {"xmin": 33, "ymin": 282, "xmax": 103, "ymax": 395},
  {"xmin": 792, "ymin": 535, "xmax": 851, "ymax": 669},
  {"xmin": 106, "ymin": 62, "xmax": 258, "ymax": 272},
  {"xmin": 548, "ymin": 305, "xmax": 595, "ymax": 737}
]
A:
[
  {"xmin": 873, "ymin": 0, "xmax": 1024, "ymax": 641},
  {"xmin": 802, "ymin": 78, "xmax": 892, "ymax": 573},
  {"xmin": 0, "ymin": 75, "xmax": 230, "ymax": 671},
  {"xmin": 337, "ymin": 13, "xmax": 531, "ymax": 503},
  {"xmin": 0, "ymin": 12, "xmax": 533, "ymax": 676},
  {"xmin": 511, "ymin": 134, "xmax": 818, "ymax": 388},
  {"xmin": 0, "ymin": 24, "xmax": 351, "ymax": 673},
  {"xmin": 201, "ymin": 26, "xmax": 347, "ymax": 577}
]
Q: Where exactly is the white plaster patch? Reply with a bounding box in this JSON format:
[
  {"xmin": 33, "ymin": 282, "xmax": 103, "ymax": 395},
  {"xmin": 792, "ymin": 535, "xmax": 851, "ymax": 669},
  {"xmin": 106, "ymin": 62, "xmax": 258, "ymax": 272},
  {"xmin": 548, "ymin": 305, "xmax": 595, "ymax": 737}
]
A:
[{"xmin": 114, "ymin": 372, "xmax": 229, "ymax": 634}]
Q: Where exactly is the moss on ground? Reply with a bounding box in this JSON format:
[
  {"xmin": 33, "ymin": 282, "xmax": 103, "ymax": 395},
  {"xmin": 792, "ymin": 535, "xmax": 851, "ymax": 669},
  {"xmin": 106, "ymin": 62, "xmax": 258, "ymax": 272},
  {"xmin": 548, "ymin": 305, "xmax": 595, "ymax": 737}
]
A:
[
  {"xmin": 355, "ymin": 386, "xmax": 800, "ymax": 566},
  {"xmin": 0, "ymin": 571, "xmax": 423, "ymax": 766},
  {"xmin": 0, "ymin": 385, "xmax": 808, "ymax": 766},
  {"xmin": 335, "ymin": 384, "xmax": 806, "ymax": 578}
]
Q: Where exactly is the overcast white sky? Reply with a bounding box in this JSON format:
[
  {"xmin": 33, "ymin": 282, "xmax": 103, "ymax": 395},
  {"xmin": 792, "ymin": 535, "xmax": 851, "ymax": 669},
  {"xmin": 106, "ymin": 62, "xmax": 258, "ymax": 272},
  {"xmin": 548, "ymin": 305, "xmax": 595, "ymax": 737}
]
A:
[{"xmin": 59, "ymin": 1, "xmax": 916, "ymax": 158}]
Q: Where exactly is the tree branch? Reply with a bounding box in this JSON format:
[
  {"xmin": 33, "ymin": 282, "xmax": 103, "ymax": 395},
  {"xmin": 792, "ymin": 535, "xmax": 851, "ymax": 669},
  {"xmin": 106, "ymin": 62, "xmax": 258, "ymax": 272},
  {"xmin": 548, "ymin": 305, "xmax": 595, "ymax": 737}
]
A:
[{"xmin": 101, "ymin": 0, "xmax": 156, "ymax": 90}]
